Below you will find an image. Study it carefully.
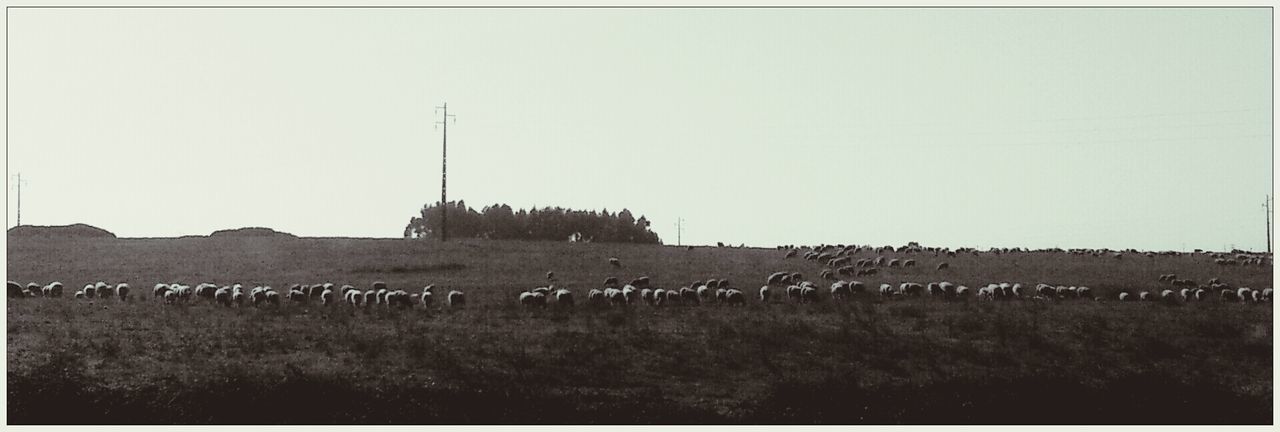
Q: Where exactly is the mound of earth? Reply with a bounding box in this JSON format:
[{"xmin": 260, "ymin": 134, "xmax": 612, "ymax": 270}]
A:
[
  {"xmin": 208, "ymin": 227, "xmax": 298, "ymax": 239},
  {"xmin": 7, "ymin": 223, "xmax": 117, "ymax": 239}
]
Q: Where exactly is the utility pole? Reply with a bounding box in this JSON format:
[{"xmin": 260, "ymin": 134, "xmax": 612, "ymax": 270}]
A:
[
  {"xmin": 1265, "ymin": 194, "xmax": 1272, "ymax": 254},
  {"xmin": 435, "ymin": 103, "xmax": 456, "ymax": 242},
  {"xmin": 676, "ymin": 217, "xmax": 684, "ymax": 246},
  {"xmin": 12, "ymin": 173, "xmax": 25, "ymax": 227}
]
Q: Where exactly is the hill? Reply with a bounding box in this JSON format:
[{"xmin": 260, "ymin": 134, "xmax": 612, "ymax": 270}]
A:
[
  {"xmin": 7, "ymin": 223, "xmax": 116, "ymax": 239},
  {"xmin": 207, "ymin": 227, "xmax": 298, "ymax": 239}
]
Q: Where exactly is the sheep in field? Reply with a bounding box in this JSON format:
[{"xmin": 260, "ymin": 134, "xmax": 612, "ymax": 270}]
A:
[
  {"xmin": 759, "ymin": 285, "xmax": 771, "ymax": 302},
  {"xmin": 555, "ymin": 289, "xmax": 574, "ymax": 307},
  {"xmin": 448, "ymin": 290, "xmax": 466, "ymax": 307},
  {"xmin": 215, "ymin": 287, "xmax": 232, "ymax": 307}
]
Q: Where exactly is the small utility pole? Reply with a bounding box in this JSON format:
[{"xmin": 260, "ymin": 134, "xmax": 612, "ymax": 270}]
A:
[
  {"xmin": 12, "ymin": 173, "xmax": 25, "ymax": 227},
  {"xmin": 676, "ymin": 217, "xmax": 684, "ymax": 246},
  {"xmin": 1265, "ymin": 194, "xmax": 1272, "ymax": 254},
  {"xmin": 435, "ymin": 103, "xmax": 456, "ymax": 242}
]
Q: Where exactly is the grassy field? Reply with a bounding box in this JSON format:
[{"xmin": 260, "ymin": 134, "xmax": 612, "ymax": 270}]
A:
[{"xmin": 6, "ymin": 235, "xmax": 1274, "ymax": 424}]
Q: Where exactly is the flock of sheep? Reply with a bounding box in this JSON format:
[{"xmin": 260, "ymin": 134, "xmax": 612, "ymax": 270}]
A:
[
  {"xmin": 6, "ymin": 280, "xmax": 468, "ymax": 310},
  {"xmin": 7, "ymin": 244, "xmax": 1273, "ymax": 310}
]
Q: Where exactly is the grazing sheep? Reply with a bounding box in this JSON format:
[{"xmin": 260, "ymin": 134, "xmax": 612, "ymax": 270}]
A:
[
  {"xmin": 800, "ymin": 286, "xmax": 818, "ymax": 303},
  {"xmin": 45, "ymin": 282, "xmax": 65, "ymax": 298},
  {"xmin": 7, "ymin": 281, "xmax": 24, "ymax": 298},
  {"xmin": 1075, "ymin": 286, "xmax": 1092, "ymax": 300},
  {"xmin": 164, "ymin": 289, "xmax": 179, "ymax": 304},
  {"xmin": 420, "ymin": 289, "xmax": 435, "ymax": 308},
  {"xmin": 1220, "ymin": 289, "xmax": 1239, "ymax": 302},
  {"xmin": 603, "ymin": 277, "xmax": 619, "ymax": 288},
  {"xmin": 640, "ymin": 288, "xmax": 655, "ymax": 305},
  {"xmin": 1262, "ymin": 288, "xmax": 1273, "ymax": 302},
  {"xmin": 903, "ymin": 259, "xmax": 916, "ymax": 267},
  {"xmin": 289, "ymin": 289, "xmax": 307, "ymax": 303},
  {"xmin": 320, "ymin": 288, "xmax": 335, "ymax": 306},
  {"xmin": 665, "ymin": 289, "xmax": 681, "ymax": 304},
  {"xmin": 955, "ymin": 286, "xmax": 971, "ymax": 297},
  {"xmin": 609, "ymin": 257, "xmax": 621, "ymax": 267},
  {"xmin": 977, "ymin": 286, "xmax": 996, "ymax": 300},
  {"xmin": 1236, "ymin": 287, "xmax": 1253, "ymax": 302},
  {"xmin": 899, "ymin": 283, "xmax": 924, "ymax": 297},
  {"xmin": 680, "ymin": 286, "xmax": 699, "ymax": 303},
  {"xmin": 1192, "ymin": 289, "xmax": 1207, "ymax": 301},
  {"xmin": 94, "ymin": 282, "xmax": 112, "ymax": 299},
  {"xmin": 888, "ymin": 259, "xmax": 901, "ymax": 267},
  {"xmin": 74, "ymin": 290, "xmax": 86, "ymax": 299},
  {"xmin": 546, "ymin": 271, "xmax": 555, "ymax": 281},
  {"xmin": 788, "ymin": 285, "xmax": 804, "ymax": 302},
  {"xmin": 1036, "ymin": 284, "xmax": 1055, "ymax": 298},
  {"xmin": 725, "ymin": 289, "xmax": 745, "ymax": 305},
  {"xmin": 830, "ymin": 281, "xmax": 852, "ymax": 300},
  {"xmin": 785, "ymin": 249, "xmax": 798, "ymax": 258},
  {"xmin": 1139, "ymin": 291, "xmax": 1153, "ymax": 302},
  {"xmin": 519, "ymin": 291, "xmax": 547, "ymax": 307},
  {"xmin": 696, "ymin": 284, "xmax": 713, "ymax": 301},
  {"xmin": 936, "ymin": 262, "xmax": 949, "ymax": 270},
  {"xmin": 214, "ymin": 287, "xmax": 232, "ymax": 306},
  {"xmin": 362, "ymin": 289, "xmax": 378, "ymax": 306},
  {"xmin": 345, "ymin": 289, "xmax": 362, "ymax": 307},
  {"xmin": 759, "ymin": 285, "xmax": 771, "ymax": 302},
  {"xmin": 1250, "ymin": 289, "xmax": 1261, "ymax": 302},
  {"xmin": 622, "ymin": 285, "xmax": 638, "ymax": 304},
  {"xmin": 588, "ymin": 289, "xmax": 606, "ymax": 305},
  {"xmin": 715, "ymin": 288, "xmax": 728, "ymax": 303},
  {"xmin": 447, "ymin": 290, "xmax": 466, "ymax": 307},
  {"xmin": 927, "ymin": 282, "xmax": 944, "ymax": 297},
  {"xmin": 25, "ymin": 282, "xmax": 42, "ymax": 297},
  {"xmin": 82, "ymin": 284, "xmax": 97, "ymax": 299},
  {"xmin": 1179, "ymin": 288, "xmax": 1191, "ymax": 302},
  {"xmin": 767, "ymin": 272, "xmax": 790, "ymax": 286},
  {"xmin": 879, "ymin": 283, "xmax": 894, "ymax": 297},
  {"xmin": 632, "ymin": 276, "xmax": 651, "ymax": 288},
  {"xmin": 555, "ymin": 289, "xmax": 575, "ymax": 307},
  {"xmin": 261, "ymin": 289, "xmax": 279, "ymax": 306},
  {"xmin": 1160, "ymin": 289, "xmax": 1177, "ymax": 303},
  {"xmin": 653, "ymin": 288, "xmax": 668, "ymax": 306},
  {"xmin": 1118, "ymin": 292, "xmax": 1131, "ymax": 302}
]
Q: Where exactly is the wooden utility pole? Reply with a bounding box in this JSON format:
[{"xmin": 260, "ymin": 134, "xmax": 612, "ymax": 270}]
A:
[
  {"xmin": 435, "ymin": 103, "xmax": 456, "ymax": 242},
  {"xmin": 1266, "ymin": 194, "xmax": 1272, "ymax": 254}
]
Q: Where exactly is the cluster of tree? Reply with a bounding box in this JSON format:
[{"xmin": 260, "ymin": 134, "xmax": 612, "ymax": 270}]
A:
[{"xmin": 404, "ymin": 201, "xmax": 662, "ymax": 244}]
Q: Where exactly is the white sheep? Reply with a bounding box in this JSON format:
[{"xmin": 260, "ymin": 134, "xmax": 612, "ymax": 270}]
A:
[
  {"xmin": 363, "ymin": 289, "xmax": 378, "ymax": 307},
  {"xmin": 448, "ymin": 290, "xmax": 466, "ymax": 307},
  {"xmin": 232, "ymin": 286, "xmax": 245, "ymax": 306},
  {"xmin": 1139, "ymin": 291, "xmax": 1153, "ymax": 302},
  {"xmin": 1075, "ymin": 286, "xmax": 1092, "ymax": 300},
  {"xmin": 758, "ymin": 285, "xmax": 771, "ymax": 302},
  {"xmin": 830, "ymin": 281, "xmax": 851, "ymax": 300},
  {"xmin": 265, "ymin": 289, "xmax": 281, "ymax": 306},
  {"xmin": 604, "ymin": 288, "xmax": 625, "ymax": 306},
  {"xmin": 1118, "ymin": 292, "xmax": 1131, "ymax": 302},
  {"xmin": 153, "ymin": 283, "xmax": 170, "ymax": 299},
  {"xmin": 622, "ymin": 285, "xmax": 638, "ymax": 304},
  {"xmin": 215, "ymin": 287, "xmax": 232, "ymax": 306},
  {"xmin": 955, "ymin": 285, "xmax": 971, "ymax": 297},
  {"xmin": 1010, "ymin": 283, "xmax": 1023, "ymax": 297},
  {"xmin": 1262, "ymin": 288, "xmax": 1273, "ymax": 302},
  {"xmin": 289, "ymin": 289, "xmax": 307, "ymax": 303},
  {"xmin": 519, "ymin": 291, "xmax": 546, "ymax": 307},
  {"xmin": 696, "ymin": 285, "xmax": 712, "ymax": 301},
  {"xmin": 1236, "ymin": 287, "xmax": 1253, "ymax": 302},
  {"xmin": 321, "ymin": 288, "xmax": 335, "ymax": 306},
  {"xmin": 1036, "ymin": 284, "xmax": 1055, "ymax": 298},
  {"xmin": 164, "ymin": 289, "xmax": 179, "ymax": 304},
  {"xmin": 878, "ymin": 283, "xmax": 894, "ymax": 297},
  {"xmin": 725, "ymin": 289, "xmax": 745, "ymax": 305},
  {"xmin": 1193, "ymin": 289, "xmax": 1207, "ymax": 301},
  {"xmin": 800, "ymin": 286, "xmax": 818, "ymax": 303},
  {"xmin": 420, "ymin": 291, "xmax": 434, "ymax": 307},
  {"xmin": 555, "ymin": 289, "xmax": 574, "ymax": 307},
  {"xmin": 74, "ymin": 290, "xmax": 86, "ymax": 299},
  {"xmin": 1179, "ymin": 288, "xmax": 1190, "ymax": 302}
]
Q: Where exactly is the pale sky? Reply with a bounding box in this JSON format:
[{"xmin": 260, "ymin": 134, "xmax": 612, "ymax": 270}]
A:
[{"xmin": 5, "ymin": 8, "xmax": 1273, "ymax": 251}]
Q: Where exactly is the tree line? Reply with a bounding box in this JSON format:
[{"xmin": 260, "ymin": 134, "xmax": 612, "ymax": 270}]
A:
[{"xmin": 404, "ymin": 201, "xmax": 663, "ymax": 244}]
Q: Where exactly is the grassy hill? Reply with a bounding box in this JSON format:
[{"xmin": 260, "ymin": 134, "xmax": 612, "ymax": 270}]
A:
[{"xmin": 6, "ymin": 236, "xmax": 1273, "ymax": 424}]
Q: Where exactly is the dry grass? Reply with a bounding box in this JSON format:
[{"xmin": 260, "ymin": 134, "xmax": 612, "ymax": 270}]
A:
[{"xmin": 6, "ymin": 236, "xmax": 1273, "ymax": 424}]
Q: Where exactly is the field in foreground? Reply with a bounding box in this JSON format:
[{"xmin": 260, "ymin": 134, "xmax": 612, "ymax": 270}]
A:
[{"xmin": 7, "ymin": 236, "xmax": 1275, "ymax": 424}]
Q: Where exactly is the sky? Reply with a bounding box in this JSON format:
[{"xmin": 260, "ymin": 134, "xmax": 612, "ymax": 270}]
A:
[{"xmin": 5, "ymin": 7, "xmax": 1273, "ymax": 251}]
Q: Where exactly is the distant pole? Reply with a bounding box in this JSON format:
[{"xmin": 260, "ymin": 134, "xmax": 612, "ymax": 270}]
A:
[
  {"xmin": 435, "ymin": 103, "xmax": 456, "ymax": 242},
  {"xmin": 15, "ymin": 172, "xmax": 21, "ymax": 227},
  {"xmin": 675, "ymin": 215, "xmax": 686, "ymax": 246},
  {"xmin": 1266, "ymin": 194, "xmax": 1272, "ymax": 254}
]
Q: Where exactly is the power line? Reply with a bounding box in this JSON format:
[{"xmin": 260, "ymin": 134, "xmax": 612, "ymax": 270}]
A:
[{"xmin": 435, "ymin": 102, "xmax": 456, "ymax": 242}]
